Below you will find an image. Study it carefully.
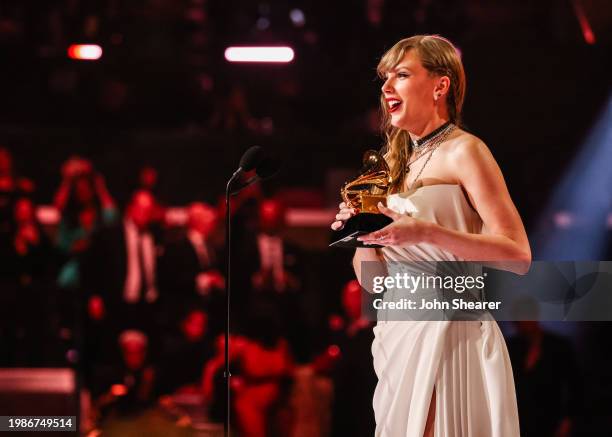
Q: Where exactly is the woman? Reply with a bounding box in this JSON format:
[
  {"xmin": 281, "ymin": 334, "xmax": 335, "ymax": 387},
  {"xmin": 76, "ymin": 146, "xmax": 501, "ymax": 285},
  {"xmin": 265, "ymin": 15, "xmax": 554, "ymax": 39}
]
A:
[
  {"xmin": 53, "ymin": 157, "xmax": 118, "ymax": 288},
  {"xmin": 331, "ymin": 35, "xmax": 531, "ymax": 437}
]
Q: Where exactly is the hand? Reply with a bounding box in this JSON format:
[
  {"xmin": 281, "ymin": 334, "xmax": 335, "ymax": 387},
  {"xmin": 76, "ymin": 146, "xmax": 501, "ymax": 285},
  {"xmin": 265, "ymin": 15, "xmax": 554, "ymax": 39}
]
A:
[
  {"xmin": 196, "ymin": 270, "xmax": 225, "ymax": 295},
  {"xmin": 357, "ymin": 202, "xmax": 428, "ymax": 246},
  {"xmin": 331, "ymin": 201, "xmax": 358, "ymax": 231}
]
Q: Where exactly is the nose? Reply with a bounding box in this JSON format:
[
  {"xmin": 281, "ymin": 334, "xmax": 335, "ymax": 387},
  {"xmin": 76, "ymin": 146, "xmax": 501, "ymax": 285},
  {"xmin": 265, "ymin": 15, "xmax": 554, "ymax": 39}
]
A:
[{"xmin": 381, "ymin": 76, "xmax": 394, "ymax": 94}]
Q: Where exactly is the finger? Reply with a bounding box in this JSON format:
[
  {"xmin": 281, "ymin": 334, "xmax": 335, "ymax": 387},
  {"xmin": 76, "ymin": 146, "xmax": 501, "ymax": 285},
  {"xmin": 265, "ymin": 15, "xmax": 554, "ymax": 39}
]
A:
[
  {"xmin": 339, "ymin": 202, "xmax": 347, "ymax": 209},
  {"xmin": 335, "ymin": 212, "xmax": 353, "ymax": 221},
  {"xmin": 331, "ymin": 221, "xmax": 344, "ymax": 231},
  {"xmin": 357, "ymin": 224, "xmax": 393, "ymax": 242},
  {"xmin": 377, "ymin": 202, "xmax": 401, "ymax": 220}
]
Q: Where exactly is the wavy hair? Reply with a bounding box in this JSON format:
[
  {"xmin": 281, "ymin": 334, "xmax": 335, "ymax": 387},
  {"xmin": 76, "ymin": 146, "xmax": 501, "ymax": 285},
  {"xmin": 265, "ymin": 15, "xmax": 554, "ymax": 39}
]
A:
[{"xmin": 377, "ymin": 35, "xmax": 466, "ymax": 193}]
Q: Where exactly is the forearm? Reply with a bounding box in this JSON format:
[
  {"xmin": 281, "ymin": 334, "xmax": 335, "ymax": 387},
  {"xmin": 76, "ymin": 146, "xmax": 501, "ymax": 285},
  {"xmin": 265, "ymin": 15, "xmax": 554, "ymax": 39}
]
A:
[
  {"xmin": 424, "ymin": 222, "xmax": 531, "ymax": 274},
  {"xmin": 353, "ymin": 248, "xmax": 388, "ymax": 292},
  {"xmin": 96, "ymin": 183, "xmax": 116, "ymax": 208},
  {"xmin": 54, "ymin": 179, "xmax": 71, "ymax": 210}
]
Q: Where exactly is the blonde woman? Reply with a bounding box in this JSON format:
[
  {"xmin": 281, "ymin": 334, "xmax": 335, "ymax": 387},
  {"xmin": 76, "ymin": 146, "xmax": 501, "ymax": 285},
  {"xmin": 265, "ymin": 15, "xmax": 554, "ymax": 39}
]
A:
[{"xmin": 331, "ymin": 35, "xmax": 531, "ymax": 437}]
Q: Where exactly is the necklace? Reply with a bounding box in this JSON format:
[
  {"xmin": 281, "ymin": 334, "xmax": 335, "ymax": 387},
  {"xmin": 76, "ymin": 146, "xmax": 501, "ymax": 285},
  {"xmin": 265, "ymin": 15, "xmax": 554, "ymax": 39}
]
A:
[
  {"xmin": 411, "ymin": 121, "xmax": 453, "ymax": 152},
  {"xmin": 405, "ymin": 123, "xmax": 455, "ymax": 190}
]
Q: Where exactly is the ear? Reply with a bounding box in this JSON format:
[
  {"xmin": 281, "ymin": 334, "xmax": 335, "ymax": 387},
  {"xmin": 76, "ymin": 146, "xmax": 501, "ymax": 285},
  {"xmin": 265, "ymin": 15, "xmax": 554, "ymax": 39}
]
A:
[{"xmin": 433, "ymin": 76, "xmax": 451, "ymax": 101}]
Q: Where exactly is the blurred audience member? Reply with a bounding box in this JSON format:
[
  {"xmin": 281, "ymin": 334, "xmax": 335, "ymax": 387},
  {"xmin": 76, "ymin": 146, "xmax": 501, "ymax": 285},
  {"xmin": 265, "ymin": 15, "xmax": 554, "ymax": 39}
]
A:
[
  {"xmin": 158, "ymin": 306, "xmax": 213, "ymax": 395},
  {"xmin": 203, "ymin": 312, "xmax": 295, "ymax": 437},
  {"xmin": 92, "ymin": 330, "xmax": 156, "ymax": 419},
  {"xmin": 53, "ymin": 156, "xmax": 117, "ymax": 289},
  {"xmin": 0, "ymin": 197, "xmax": 56, "ymax": 365},
  {"xmin": 136, "ymin": 165, "xmax": 166, "ymax": 224},
  {"xmin": 82, "ymin": 190, "xmax": 162, "ymax": 335},
  {"xmin": 250, "ymin": 198, "xmax": 300, "ymax": 294},
  {"xmin": 0, "ymin": 147, "xmax": 34, "ymax": 263},
  {"xmin": 159, "ymin": 202, "xmax": 224, "ymax": 327},
  {"xmin": 234, "ymin": 312, "xmax": 295, "ymax": 437},
  {"xmin": 209, "ymin": 84, "xmax": 258, "ymax": 132},
  {"xmin": 236, "ymin": 198, "xmax": 307, "ymax": 360},
  {"xmin": 330, "ymin": 279, "xmax": 376, "ymax": 437},
  {"xmin": 202, "ymin": 333, "xmax": 248, "ymax": 423},
  {"xmin": 508, "ymin": 321, "xmax": 583, "ymax": 437}
]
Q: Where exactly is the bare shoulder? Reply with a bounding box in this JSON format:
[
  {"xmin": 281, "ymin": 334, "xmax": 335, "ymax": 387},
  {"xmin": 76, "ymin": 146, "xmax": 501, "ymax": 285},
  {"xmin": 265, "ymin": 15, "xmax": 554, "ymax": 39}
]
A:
[
  {"xmin": 438, "ymin": 128, "xmax": 497, "ymax": 173},
  {"xmin": 445, "ymin": 129, "xmax": 490, "ymax": 159}
]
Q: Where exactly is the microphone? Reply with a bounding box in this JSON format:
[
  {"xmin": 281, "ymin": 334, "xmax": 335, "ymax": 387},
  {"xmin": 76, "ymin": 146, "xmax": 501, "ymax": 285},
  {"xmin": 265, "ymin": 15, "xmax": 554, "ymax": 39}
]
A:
[
  {"xmin": 229, "ymin": 146, "xmax": 264, "ymax": 184},
  {"xmin": 230, "ymin": 153, "xmax": 280, "ymax": 195}
]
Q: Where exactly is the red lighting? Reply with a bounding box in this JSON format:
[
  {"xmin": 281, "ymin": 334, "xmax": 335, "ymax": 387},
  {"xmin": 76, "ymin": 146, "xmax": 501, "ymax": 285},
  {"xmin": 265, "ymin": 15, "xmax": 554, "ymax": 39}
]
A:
[
  {"xmin": 110, "ymin": 384, "xmax": 127, "ymax": 396},
  {"xmin": 224, "ymin": 46, "xmax": 294, "ymax": 63},
  {"xmin": 571, "ymin": 0, "xmax": 596, "ymax": 45},
  {"xmin": 327, "ymin": 344, "xmax": 341, "ymax": 358},
  {"xmin": 68, "ymin": 44, "xmax": 103, "ymax": 60}
]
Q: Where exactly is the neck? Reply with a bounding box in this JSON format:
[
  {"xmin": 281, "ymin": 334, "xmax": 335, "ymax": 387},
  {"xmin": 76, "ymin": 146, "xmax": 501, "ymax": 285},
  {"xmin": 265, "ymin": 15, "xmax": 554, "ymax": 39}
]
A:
[{"xmin": 408, "ymin": 115, "xmax": 450, "ymax": 143}]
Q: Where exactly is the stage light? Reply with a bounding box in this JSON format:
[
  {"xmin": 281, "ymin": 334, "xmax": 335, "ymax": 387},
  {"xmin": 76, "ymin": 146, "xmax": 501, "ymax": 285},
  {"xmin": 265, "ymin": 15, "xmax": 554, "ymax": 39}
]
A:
[
  {"xmin": 571, "ymin": 0, "xmax": 596, "ymax": 44},
  {"xmin": 224, "ymin": 46, "xmax": 294, "ymax": 63},
  {"xmin": 532, "ymin": 94, "xmax": 612, "ymax": 259},
  {"xmin": 289, "ymin": 9, "xmax": 306, "ymax": 27},
  {"xmin": 67, "ymin": 44, "xmax": 103, "ymax": 60}
]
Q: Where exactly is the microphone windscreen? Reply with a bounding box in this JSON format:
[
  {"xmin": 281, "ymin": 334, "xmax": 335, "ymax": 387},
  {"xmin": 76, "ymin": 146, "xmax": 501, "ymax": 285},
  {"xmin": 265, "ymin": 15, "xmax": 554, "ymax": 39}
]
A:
[
  {"xmin": 255, "ymin": 156, "xmax": 280, "ymax": 179},
  {"xmin": 239, "ymin": 146, "xmax": 263, "ymax": 172}
]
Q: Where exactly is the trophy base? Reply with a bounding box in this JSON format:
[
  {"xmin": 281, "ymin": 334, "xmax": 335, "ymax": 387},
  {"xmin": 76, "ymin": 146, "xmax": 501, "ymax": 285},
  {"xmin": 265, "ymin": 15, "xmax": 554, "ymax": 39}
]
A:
[{"xmin": 329, "ymin": 213, "xmax": 393, "ymax": 248}]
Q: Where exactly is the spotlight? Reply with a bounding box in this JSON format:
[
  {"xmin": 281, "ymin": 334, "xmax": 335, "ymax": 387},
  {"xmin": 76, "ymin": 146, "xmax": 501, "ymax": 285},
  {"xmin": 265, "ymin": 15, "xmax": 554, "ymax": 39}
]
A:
[
  {"xmin": 224, "ymin": 46, "xmax": 294, "ymax": 63},
  {"xmin": 67, "ymin": 44, "xmax": 102, "ymax": 60}
]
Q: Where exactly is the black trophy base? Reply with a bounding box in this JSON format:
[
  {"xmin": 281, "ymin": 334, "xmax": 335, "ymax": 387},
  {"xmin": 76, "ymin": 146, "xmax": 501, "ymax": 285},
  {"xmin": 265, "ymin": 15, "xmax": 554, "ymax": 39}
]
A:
[{"xmin": 329, "ymin": 213, "xmax": 393, "ymax": 248}]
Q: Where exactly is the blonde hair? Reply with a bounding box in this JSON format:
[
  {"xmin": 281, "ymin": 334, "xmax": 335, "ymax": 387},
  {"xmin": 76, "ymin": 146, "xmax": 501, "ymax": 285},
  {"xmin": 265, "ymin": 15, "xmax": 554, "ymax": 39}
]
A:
[{"xmin": 377, "ymin": 35, "xmax": 466, "ymax": 193}]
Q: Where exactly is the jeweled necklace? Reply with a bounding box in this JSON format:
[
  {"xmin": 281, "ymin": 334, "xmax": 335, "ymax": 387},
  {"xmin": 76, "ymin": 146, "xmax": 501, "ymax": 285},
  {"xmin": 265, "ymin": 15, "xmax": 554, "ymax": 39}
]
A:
[{"xmin": 405, "ymin": 122, "xmax": 455, "ymax": 190}]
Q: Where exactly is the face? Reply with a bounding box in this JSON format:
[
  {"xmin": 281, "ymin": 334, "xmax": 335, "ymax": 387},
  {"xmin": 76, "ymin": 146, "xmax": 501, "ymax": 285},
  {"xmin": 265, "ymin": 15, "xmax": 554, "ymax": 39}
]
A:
[
  {"xmin": 259, "ymin": 199, "xmax": 285, "ymax": 233},
  {"xmin": 381, "ymin": 50, "xmax": 446, "ymax": 132},
  {"xmin": 140, "ymin": 166, "xmax": 158, "ymax": 189},
  {"xmin": 188, "ymin": 203, "xmax": 217, "ymax": 236},
  {"xmin": 181, "ymin": 310, "xmax": 208, "ymax": 342}
]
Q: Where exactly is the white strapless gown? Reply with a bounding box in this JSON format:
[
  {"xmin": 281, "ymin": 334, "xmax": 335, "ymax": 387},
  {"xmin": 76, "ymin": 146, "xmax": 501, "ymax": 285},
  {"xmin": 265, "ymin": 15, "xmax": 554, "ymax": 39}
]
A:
[{"xmin": 371, "ymin": 184, "xmax": 520, "ymax": 437}]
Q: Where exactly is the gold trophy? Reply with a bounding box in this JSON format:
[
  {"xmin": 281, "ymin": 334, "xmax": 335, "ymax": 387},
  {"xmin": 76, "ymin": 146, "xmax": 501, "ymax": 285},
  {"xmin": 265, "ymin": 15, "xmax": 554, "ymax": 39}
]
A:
[{"xmin": 330, "ymin": 150, "xmax": 393, "ymax": 248}]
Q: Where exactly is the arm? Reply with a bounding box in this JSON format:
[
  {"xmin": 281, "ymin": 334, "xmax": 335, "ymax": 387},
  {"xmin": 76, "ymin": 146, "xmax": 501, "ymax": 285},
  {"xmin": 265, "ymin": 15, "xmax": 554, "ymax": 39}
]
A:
[
  {"xmin": 426, "ymin": 137, "xmax": 531, "ymax": 273},
  {"xmin": 353, "ymin": 248, "xmax": 389, "ymax": 293},
  {"xmin": 93, "ymin": 173, "xmax": 116, "ymax": 209},
  {"xmin": 53, "ymin": 177, "xmax": 72, "ymax": 211},
  {"xmin": 360, "ymin": 137, "xmax": 531, "ymax": 275}
]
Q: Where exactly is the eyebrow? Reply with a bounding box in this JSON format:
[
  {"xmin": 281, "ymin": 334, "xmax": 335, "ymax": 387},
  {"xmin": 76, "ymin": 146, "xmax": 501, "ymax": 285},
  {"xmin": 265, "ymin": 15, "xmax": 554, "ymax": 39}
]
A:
[{"xmin": 392, "ymin": 64, "xmax": 413, "ymax": 72}]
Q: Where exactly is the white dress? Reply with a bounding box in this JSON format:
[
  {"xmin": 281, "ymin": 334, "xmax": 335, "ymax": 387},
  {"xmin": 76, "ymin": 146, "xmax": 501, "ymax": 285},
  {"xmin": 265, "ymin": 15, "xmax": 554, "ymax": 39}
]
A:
[{"xmin": 371, "ymin": 184, "xmax": 520, "ymax": 437}]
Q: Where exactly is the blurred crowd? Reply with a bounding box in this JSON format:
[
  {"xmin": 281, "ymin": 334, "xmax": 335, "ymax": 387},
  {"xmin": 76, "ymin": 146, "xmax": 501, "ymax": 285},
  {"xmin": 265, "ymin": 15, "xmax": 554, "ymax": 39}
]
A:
[{"xmin": 0, "ymin": 146, "xmax": 381, "ymax": 436}]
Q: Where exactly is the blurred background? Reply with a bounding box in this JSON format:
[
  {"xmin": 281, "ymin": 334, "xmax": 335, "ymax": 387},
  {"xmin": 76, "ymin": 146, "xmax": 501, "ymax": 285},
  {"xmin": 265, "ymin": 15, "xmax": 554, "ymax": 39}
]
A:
[{"xmin": 0, "ymin": 0, "xmax": 611, "ymax": 436}]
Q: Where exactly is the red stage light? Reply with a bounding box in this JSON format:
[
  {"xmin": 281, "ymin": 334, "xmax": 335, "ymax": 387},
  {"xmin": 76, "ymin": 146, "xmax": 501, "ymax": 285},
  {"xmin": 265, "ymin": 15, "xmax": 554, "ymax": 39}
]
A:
[
  {"xmin": 224, "ymin": 46, "xmax": 294, "ymax": 63},
  {"xmin": 67, "ymin": 44, "xmax": 103, "ymax": 60}
]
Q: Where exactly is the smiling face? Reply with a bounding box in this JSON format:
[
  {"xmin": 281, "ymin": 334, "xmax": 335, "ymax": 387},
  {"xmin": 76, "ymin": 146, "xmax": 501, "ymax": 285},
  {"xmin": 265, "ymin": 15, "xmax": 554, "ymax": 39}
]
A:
[{"xmin": 380, "ymin": 50, "xmax": 446, "ymax": 132}]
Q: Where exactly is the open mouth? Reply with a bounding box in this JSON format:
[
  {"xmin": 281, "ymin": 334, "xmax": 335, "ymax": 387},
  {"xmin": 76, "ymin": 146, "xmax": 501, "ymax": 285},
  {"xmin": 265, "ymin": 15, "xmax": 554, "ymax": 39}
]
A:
[{"xmin": 387, "ymin": 99, "xmax": 402, "ymax": 113}]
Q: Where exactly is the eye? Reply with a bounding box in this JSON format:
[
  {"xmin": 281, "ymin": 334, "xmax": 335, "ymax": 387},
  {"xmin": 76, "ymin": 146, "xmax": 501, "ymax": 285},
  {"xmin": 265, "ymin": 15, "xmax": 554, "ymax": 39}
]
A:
[{"xmin": 398, "ymin": 72, "xmax": 410, "ymax": 78}]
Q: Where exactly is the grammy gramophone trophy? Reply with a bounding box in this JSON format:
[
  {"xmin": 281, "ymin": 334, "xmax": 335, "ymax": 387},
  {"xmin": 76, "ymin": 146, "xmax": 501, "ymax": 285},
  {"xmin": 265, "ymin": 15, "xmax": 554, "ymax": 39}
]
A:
[{"xmin": 330, "ymin": 149, "xmax": 394, "ymax": 248}]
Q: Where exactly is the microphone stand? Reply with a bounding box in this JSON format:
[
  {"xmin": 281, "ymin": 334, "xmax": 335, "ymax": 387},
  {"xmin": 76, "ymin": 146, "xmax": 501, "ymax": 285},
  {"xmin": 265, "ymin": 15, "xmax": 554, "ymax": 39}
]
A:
[{"xmin": 224, "ymin": 170, "xmax": 240, "ymax": 437}]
